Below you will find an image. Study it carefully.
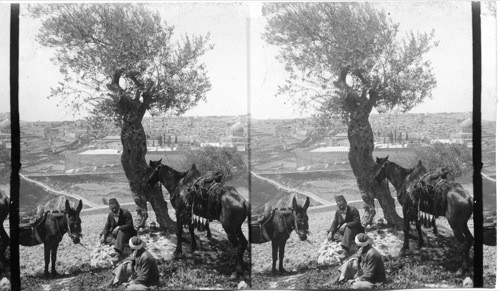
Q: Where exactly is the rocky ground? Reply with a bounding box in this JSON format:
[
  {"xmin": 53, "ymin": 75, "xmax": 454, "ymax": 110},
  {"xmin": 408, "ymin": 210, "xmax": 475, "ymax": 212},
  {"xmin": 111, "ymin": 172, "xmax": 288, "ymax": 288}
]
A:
[
  {"xmin": 20, "ymin": 210, "xmax": 250, "ymax": 290},
  {"xmin": 251, "ymin": 208, "xmax": 493, "ymax": 289}
]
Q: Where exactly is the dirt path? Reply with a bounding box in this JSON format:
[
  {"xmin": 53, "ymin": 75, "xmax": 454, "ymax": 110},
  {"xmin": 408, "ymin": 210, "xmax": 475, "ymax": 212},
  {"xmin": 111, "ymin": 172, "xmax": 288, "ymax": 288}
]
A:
[
  {"xmin": 20, "ymin": 173, "xmax": 100, "ymax": 208},
  {"xmin": 251, "ymin": 171, "xmax": 334, "ymax": 207}
]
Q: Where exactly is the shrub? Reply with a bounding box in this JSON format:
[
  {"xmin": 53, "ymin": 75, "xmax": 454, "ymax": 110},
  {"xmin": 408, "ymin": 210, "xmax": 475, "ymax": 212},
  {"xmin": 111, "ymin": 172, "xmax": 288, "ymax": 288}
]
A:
[
  {"xmin": 183, "ymin": 146, "xmax": 248, "ymax": 182},
  {"xmin": 412, "ymin": 143, "xmax": 472, "ymax": 179}
]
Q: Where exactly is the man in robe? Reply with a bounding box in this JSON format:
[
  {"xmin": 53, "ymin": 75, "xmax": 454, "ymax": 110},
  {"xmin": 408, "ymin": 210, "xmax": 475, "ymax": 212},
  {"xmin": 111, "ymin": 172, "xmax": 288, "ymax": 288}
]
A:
[
  {"xmin": 327, "ymin": 195, "xmax": 364, "ymax": 259},
  {"xmin": 350, "ymin": 233, "xmax": 386, "ymax": 289},
  {"xmin": 100, "ymin": 198, "xmax": 137, "ymax": 256}
]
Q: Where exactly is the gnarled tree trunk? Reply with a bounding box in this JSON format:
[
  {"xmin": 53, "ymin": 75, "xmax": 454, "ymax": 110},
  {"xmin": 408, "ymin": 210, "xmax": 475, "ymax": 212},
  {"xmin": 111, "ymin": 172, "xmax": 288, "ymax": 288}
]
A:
[
  {"xmin": 347, "ymin": 103, "xmax": 403, "ymax": 228},
  {"xmin": 119, "ymin": 95, "xmax": 176, "ymax": 233}
]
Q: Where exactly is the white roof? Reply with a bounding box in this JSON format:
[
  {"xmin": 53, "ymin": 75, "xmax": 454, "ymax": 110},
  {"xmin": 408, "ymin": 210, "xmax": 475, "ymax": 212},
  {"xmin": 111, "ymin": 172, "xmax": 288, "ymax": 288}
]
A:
[
  {"xmin": 374, "ymin": 143, "xmax": 406, "ymax": 148},
  {"xmin": 147, "ymin": 147, "xmax": 175, "ymax": 152},
  {"xmin": 103, "ymin": 135, "xmax": 121, "ymax": 140},
  {"xmin": 78, "ymin": 149, "xmax": 121, "ymax": 155},
  {"xmin": 200, "ymin": 142, "xmax": 222, "ymax": 148},
  {"xmin": 430, "ymin": 139, "xmax": 456, "ymax": 144},
  {"xmin": 310, "ymin": 146, "xmax": 349, "ymax": 152}
]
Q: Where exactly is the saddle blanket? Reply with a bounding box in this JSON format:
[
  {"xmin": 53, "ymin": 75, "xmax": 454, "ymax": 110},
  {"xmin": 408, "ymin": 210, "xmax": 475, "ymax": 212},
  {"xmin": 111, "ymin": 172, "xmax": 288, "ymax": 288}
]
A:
[{"xmin": 250, "ymin": 223, "xmax": 271, "ymax": 244}]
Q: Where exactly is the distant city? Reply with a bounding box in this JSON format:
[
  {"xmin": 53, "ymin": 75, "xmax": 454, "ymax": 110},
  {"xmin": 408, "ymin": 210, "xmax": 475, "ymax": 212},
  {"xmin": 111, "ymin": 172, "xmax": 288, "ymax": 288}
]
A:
[{"xmin": 0, "ymin": 112, "xmax": 478, "ymax": 176}]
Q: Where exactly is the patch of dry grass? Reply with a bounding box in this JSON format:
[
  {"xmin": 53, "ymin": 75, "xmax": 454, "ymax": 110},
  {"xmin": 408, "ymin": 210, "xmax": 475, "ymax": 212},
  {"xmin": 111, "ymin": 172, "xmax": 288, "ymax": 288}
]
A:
[{"xmin": 20, "ymin": 210, "xmax": 250, "ymax": 290}]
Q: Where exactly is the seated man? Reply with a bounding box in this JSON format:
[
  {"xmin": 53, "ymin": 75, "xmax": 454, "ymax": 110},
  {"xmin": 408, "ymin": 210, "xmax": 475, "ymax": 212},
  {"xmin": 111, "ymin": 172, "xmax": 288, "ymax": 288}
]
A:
[
  {"xmin": 100, "ymin": 198, "xmax": 137, "ymax": 256},
  {"xmin": 98, "ymin": 236, "xmax": 160, "ymax": 290},
  {"xmin": 350, "ymin": 233, "xmax": 386, "ymax": 289},
  {"xmin": 124, "ymin": 236, "xmax": 160, "ymax": 290},
  {"xmin": 327, "ymin": 195, "xmax": 364, "ymax": 259}
]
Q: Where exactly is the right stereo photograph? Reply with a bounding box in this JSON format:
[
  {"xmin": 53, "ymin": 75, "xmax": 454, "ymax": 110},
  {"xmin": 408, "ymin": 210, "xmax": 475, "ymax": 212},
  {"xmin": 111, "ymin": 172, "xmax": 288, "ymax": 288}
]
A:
[{"xmin": 249, "ymin": 1, "xmax": 496, "ymax": 289}]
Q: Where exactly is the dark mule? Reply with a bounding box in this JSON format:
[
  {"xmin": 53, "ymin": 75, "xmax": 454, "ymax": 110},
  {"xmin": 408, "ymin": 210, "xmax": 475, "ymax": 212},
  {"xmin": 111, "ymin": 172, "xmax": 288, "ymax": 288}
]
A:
[
  {"xmin": 250, "ymin": 197, "xmax": 310, "ymax": 274},
  {"xmin": 374, "ymin": 156, "xmax": 473, "ymax": 273},
  {"xmin": 0, "ymin": 190, "xmax": 9, "ymax": 261},
  {"xmin": 374, "ymin": 156, "xmax": 429, "ymax": 251},
  {"xmin": 147, "ymin": 160, "xmax": 250, "ymax": 275},
  {"xmin": 416, "ymin": 170, "xmax": 473, "ymax": 272},
  {"xmin": 19, "ymin": 198, "xmax": 83, "ymax": 277}
]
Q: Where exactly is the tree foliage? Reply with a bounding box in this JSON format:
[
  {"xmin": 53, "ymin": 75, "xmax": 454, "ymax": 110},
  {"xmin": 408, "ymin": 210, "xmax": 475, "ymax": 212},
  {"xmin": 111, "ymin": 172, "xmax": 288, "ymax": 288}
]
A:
[
  {"xmin": 412, "ymin": 143, "xmax": 472, "ymax": 180},
  {"xmin": 183, "ymin": 146, "xmax": 248, "ymax": 183},
  {"xmin": 263, "ymin": 3, "xmax": 438, "ymax": 226},
  {"xmin": 0, "ymin": 143, "xmax": 10, "ymax": 184},
  {"xmin": 263, "ymin": 2, "xmax": 437, "ymax": 124},
  {"xmin": 28, "ymin": 3, "xmax": 212, "ymax": 124}
]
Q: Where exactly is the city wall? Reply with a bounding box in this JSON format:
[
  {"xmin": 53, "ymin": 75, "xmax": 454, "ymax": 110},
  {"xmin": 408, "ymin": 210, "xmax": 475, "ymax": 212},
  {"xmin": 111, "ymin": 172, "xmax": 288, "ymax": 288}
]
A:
[
  {"xmin": 296, "ymin": 148, "xmax": 417, "ymax": 168},
  {"xmin": 65, "ymin": 151, "xmax": 187, "ymax": 170}
]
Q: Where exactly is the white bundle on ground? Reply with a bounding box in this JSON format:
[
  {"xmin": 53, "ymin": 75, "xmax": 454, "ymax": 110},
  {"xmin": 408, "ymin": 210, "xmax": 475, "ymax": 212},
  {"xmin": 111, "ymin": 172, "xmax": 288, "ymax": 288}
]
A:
[
  {"xmin": 90, "ymin": 244, "xmax": 120, "ymax": 269},
  {"xmin": 317, "ymin": 239, "xmax": 343, "ymax": 266},
  {"xmin": 0, "ymin": 277, "xmax": 10, "ymax": 291},
  {"xmin": 142, "ymin": 235, "xmax": 178, "ymax": 262}
]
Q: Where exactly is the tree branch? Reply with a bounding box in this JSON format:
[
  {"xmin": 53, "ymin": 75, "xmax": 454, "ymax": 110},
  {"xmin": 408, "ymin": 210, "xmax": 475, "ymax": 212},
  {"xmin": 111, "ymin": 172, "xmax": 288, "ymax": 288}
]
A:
[{"xmin": 334, "ymin": 67, "xmax": 350, "ymax": 89}]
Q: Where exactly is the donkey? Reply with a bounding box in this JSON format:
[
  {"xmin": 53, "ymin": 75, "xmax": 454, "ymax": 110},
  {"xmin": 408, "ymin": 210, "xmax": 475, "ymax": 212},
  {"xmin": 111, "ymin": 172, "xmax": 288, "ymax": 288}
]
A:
[
  {"xmin": 250, "ymin": 197, "xmax": 310, "ymax": 274},
  {"xmin": 0, "ymin": 190, "xmax": 9, "ymax": 261},
  {"xmin": 147, "ymin": 160, "xmax": 250, "ymax": 275},
  {"xmin": 374, "ymin": 156, "xmax": 473, "ymax": 273},
  {"xmin": 19, "ymin": 198, "xmax": 83, "ymax": 277},
  {"xmin": 416, "ymin": 171, "xmax": 473, "ymax": 272}
]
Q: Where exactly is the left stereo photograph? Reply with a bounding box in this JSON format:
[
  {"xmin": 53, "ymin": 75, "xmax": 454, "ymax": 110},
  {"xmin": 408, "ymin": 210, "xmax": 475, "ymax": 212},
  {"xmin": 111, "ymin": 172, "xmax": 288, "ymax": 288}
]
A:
[{"xmin": 15, "ymin": 3, "xmax": 251, "ymax": 290}]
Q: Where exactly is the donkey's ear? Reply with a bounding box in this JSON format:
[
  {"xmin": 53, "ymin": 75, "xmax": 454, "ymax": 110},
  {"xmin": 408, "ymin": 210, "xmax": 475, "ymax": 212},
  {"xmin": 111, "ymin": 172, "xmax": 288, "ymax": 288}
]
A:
[
  {"xmin": 292, "ymin": 196, "xmax": 298, "ymax": 210},
  {"xmin": 303, "ymin": 197, "xmax": 310, "ymax": 210},
  {"xmin": 159, "ymin": 158, "xmax": 162, "ymax": 164},
  {"xmin": 65, "ymin": 199, "xmax": 71, "ymax": 213},
  {"xmin": 76, "ymin": 200, "xmax": 83, "ymax": 213}
]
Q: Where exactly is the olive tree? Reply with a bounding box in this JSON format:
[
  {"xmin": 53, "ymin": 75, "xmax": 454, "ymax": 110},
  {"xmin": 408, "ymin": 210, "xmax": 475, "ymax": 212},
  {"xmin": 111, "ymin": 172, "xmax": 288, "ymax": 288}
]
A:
[
  {"xmin": 263, "ymin": 3, "xmax": 437, "ymax": 226},
  {"xmin": 28, "ymin": 4, "xmax": 212, "ymax": 232}
]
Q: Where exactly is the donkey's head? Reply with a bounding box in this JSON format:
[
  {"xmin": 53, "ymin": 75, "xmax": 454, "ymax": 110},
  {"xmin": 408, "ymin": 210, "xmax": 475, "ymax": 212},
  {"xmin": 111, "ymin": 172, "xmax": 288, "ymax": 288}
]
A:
[
  {"xmin": 147, "ymin": 159, "xmax": 163, "ymax": 186},
  {"xmin": 65, "ymin": 199, "xmax": 83, "ymax": 244},
  {"xmin": 292, "ymin": 196, "xmax": 310, "ymax": 241},
  {"xmin": 374, "ymin": 156, "xmax": 389, "ymax": 185}
]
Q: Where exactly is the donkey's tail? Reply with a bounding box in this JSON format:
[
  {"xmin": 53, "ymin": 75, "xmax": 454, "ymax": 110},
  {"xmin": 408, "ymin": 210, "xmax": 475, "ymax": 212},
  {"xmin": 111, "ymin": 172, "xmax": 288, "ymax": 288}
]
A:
[{"xmin": 244, "ymin": 200, "xmax": 251, "ymax": 221}]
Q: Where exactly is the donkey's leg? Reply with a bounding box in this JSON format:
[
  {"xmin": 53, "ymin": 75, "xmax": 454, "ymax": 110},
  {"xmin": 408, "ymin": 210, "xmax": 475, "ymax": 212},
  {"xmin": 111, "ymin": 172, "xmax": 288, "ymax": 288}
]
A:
[
  {"xmin": 278, "ymin": 240, "xmax": 287, "ymax": 273},
  {"xmin": 463, "ymin": 221, "xmax": 474, "ymax": 249},
  {"xmin": 206, "ymin": 224, "xmax": 212, "ymax": 239},
  {"xmin": 451, "ymin": 226, "xmax": 467, "ymax": 273},
  {"xmin": 222, "ymin": 224, "xmax": 243, "ymax": 275},
  {"xmin": 271, "ymin": 240, "xmax": 278, "ymax": 275},
  {"xmin": 174, "ymin": 213, "xmax": 183, "ymax": 256},
  {"xmin": 432, "ymin": 218, "xmax": 438, "ymax": 235},
  {"xmin": 461, "ymin": 221, "xmax": 474, "ymax": 273},
  {"xmin": 43, "ymin": 244, "xmax": 50, "ymax": 277},
  {"xmin": 51, "ymin": 244, "xmax": 60, "ymax": 277},
  {"xmin": 188, "ymin": 223, "xmax": 197, "ymax": 252},
  {"xmin": 415, "ymin": 219, "xmax": 424, "ymax": 249},
  {"xmin": 236, "ymin": 227, "xmax": 248, "ymax": 261},
  {"xmin": 206, "ymin": 200, "xmax": 212, "ymax": 238},
  {"xmin": 0, "ymin": 225, "xmax": 8, "ymax": 260},
  {"xmin": 401, "ymin": 209, "xmax": 410, "ymax": 252}
]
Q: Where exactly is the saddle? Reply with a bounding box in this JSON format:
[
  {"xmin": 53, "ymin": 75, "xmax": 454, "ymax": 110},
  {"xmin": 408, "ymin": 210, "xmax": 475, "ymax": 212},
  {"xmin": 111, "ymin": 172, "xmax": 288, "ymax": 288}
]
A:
[
  {"xmin": 190, "ymin": 172, "xmax": 226, "ymax": 230},
  {"xmin": 427, "ymin": 178, "xmax": 448, "ymax": 217},
  {"xmin": 254, "ymin": 204, "xmax": 273, "ymax": 224},
  {"xmin": 250, "ymin": 207, "xmax": 276, "ymax": 244},
  {"xmin": 410, "ymin": 173, "xmax": 448, "ymax": 227},
  {"xmin": 19, "ymin": 211, "xmax": 48, "ymax": 246}
]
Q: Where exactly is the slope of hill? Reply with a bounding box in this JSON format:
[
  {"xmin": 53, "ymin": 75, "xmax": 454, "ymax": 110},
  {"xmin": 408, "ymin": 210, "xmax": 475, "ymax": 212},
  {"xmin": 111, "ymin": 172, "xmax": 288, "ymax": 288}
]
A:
[{"xmin": 482, "ymin": 120, "xmax": 496, "ymax": 177}]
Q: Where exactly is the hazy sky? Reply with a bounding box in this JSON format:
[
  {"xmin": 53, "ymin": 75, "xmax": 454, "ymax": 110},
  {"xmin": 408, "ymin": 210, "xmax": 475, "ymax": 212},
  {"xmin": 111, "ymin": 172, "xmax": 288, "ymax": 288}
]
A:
[
  {"xmin": 0, "ymin": 2, "xmax": 497, "ymax": 121},
  {"xmin": 250, "ymin": 2, "xmax": 496, "ymax": 120},
  {"xmin": 0, "ymin": 4, "xmax": 8, "ymax": 114}
]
